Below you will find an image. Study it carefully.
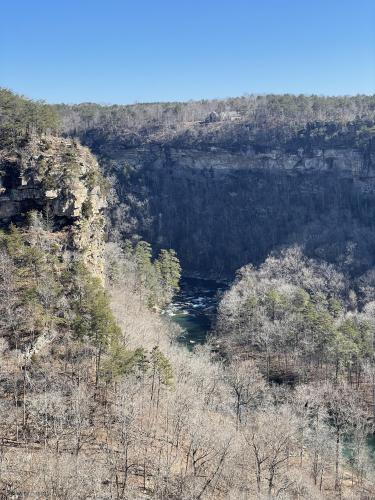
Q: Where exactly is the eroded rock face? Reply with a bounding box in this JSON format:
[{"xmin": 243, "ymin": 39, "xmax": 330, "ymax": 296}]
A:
[
  {"xmin": 0, "ymin": 135, "xmax": 106, "ymax": 280},
  {"xmin": 86, "ymin": 138, "xmax": 375, "ymax": 279}
]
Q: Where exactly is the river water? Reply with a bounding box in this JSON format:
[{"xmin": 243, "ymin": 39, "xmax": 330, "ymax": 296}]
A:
[{"xmin": 165, "ymin": 277, "xmax": 226, "ymax": 348}]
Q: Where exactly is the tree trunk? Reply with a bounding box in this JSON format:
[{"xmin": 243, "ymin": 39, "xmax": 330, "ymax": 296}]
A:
[{"xmin": 335, "ymin": 428, "xmax": 340, "ymax": 492}]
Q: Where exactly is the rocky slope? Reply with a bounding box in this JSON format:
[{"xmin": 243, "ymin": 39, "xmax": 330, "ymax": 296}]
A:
[{"xmin": 0, "ymin": 134, "xmax": 106, "ymax": 279}]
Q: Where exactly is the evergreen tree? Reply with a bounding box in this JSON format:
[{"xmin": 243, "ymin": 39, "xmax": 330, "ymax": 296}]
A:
[{"xmin": 155, "ymin": 249, "xmax": 181, "ymax": 302}]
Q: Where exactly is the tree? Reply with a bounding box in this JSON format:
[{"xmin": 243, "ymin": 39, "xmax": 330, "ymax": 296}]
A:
[
  {"xmin": 0, "ymin": 88, "xmax": 59, "ymax": 145},
  {"xmin": 224, "ymin": 359, "xmax": 265, "ymax": 429},
  {"xmin": 102, "ymin": 345, "xmax": 148, "ymax": 381},
  {"xmin": 72, "ymin": 264, "xmax": 122, "ymax": 385},
  {"xmin": 243, "ymin": 404, "xmax": 300, "ymax": 496},
  {"xmin": 155, "ymin": 249, "xmax": 181, "ymax": 302},
  {"xmin": 133, "ymin": 242, "xmax": 181, "ymax": 308},
  {"xmin": 134, "ymin": 241, "xmax": 159, "ymax": 307},
  {"xmin": 316, "ymin": 382, "xmax": 366, "ymax": 492},
  {"xmin": 332, "ymin": 317, "xmax": 372, "ymax": 383},
  {"xmin": 0, "ymin": 249, "xmax": 20, "ymax": 345}
]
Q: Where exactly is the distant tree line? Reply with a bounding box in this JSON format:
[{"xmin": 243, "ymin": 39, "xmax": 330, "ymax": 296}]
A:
[
  {"xmin": 55, "ymin": 93, "xmax": 375, "ymax": 150},
  {"xmin": 2, "ymin": 87, "xmax": 375, "ymax": 151}
]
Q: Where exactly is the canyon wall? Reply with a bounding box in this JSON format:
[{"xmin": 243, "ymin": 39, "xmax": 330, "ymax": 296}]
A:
[
  {"xmin": 57, "ymin": 96, "xmax": 375, "ymax": 278},
  {"xmin": 82, "ymin": 135, "xmax": 375, "ymax": 279}
]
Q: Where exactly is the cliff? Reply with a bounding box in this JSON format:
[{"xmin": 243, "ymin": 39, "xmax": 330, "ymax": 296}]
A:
[
  {"xmin": 78, "ymin": 133, "xmax": 375, "ymax": 279},
  {"xmin": 56, "ymin": 95, "xmax": 375, "ymax": 278},
  {"xmin": 0, "ymin": 134, "xmax": 106, "ymax": 279}
]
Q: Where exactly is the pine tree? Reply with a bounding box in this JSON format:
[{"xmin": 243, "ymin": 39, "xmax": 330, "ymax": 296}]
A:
[{"xmin": 155, "ymin": 249, "xmax": 181, "ymax": 303}]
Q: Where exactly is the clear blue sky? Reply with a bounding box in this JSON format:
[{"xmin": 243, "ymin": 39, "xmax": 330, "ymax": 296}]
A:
[{"xmin": 1, "ymin": 0, "xmax": 374, "ymax": 104}]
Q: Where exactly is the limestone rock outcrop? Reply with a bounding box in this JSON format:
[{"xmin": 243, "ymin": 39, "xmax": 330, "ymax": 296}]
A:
[{"xmin": 0, "ymin": 134, "xmax": 106, "ymax": 279}]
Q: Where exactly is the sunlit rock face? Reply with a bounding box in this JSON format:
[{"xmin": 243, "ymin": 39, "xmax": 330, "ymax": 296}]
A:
[{"xmin": 0, "ymin": 135, "xmax": 106, "ymax": 280}]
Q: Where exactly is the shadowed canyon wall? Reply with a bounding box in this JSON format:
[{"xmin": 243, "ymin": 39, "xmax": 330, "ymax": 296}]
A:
[
  {"xmin": 58, "ymin": 96, "xmax": 375, "ymax": 278},
  {"xmin": 81, "ymin": 139, "xmax": 375, "ymax": 279}
]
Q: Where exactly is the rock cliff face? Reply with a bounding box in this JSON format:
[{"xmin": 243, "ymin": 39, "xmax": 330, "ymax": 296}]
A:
[
  {"xmin": 83, "ymin": 134, "xmax": 375, "ymax": 279},
  {"xmin": 56, "ymin": 95, "xmax": 375, "ymax": 278},
  {"xmin": 0, "ymin": 135, "xmax": 106, "ymax": 279}
]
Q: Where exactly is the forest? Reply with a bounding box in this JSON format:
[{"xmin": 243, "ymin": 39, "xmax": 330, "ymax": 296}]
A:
[
  {"xmin": 55, "ymin": 93, "xmax": 375, "ymax": 152},
  {"xmin": 0, "ymin": 89, "xmax": 375, "ymax": 499}
]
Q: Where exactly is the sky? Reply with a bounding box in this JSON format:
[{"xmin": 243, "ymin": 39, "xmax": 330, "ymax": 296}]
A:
[{"xmin": 1, "ymin": 0, "xmax": 374, "ymax": 104}]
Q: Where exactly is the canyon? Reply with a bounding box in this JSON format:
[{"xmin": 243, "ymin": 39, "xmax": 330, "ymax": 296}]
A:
[
  {"xmin": 2, "ymin": 90, "xmax": 375, "ymax": 499},
  {"xmin": 54, "ymin": 95, "xmax": 375, "ymax": 279},
  {"xmin": 77, "ymin": 126, "xmax": 375, "ymax": 279}
]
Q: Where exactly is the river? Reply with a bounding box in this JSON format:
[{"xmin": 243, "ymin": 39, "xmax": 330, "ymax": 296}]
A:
[{"xmin": 165, "ymin": 277, "xmax": 226, "ymax": 348}]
